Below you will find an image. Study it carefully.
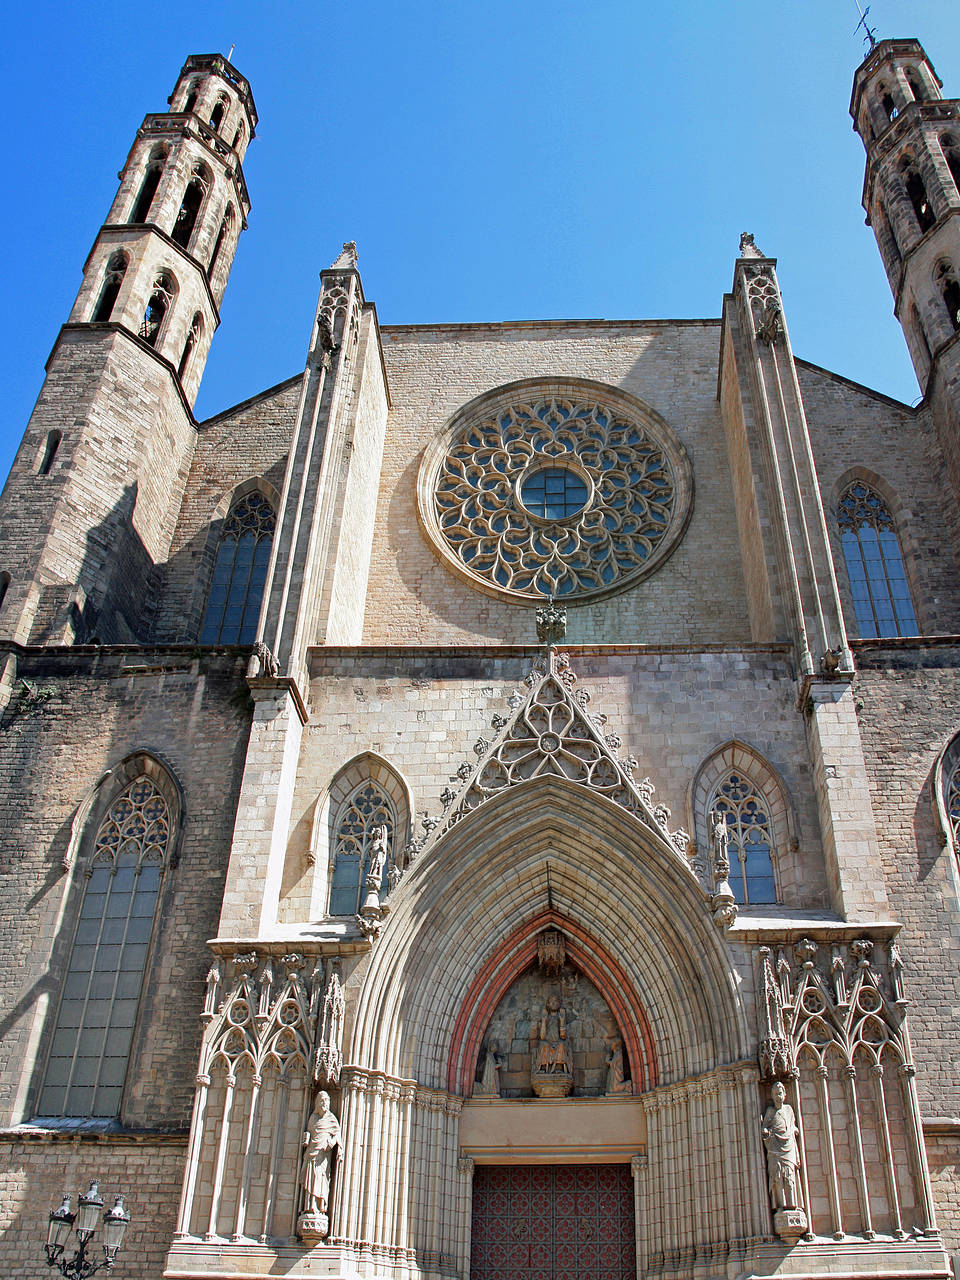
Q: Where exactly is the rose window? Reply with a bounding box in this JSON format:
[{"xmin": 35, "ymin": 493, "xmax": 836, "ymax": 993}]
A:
[{"xmin": 418, "ymin": 383, "xmax": 692, "ymax": 602}]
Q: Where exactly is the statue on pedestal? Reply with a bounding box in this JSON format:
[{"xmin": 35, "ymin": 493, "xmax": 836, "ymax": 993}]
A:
[
  {"xmin": 604, "ymin": 1036, "xmax": 632, "ymax": 1096},
  {"xmin": 475, "ymin": 1039, "xmax": 503, "ymax": 1098},
  {"xmin": 531, "ymin": 994, "xmax": 573, "ymax": 1097},
  {"xmin": 298, "ymin": 1090, "xmax": 341, "ymax": 1241},
  {"xmin": 761, "ymin": 1080, "xmax": 807, "ymax": 1240}
]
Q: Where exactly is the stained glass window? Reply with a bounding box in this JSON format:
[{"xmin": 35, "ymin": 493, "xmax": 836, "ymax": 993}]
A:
[
  {"xmin": 199, "ymin": 492, "xmax": 275, "ymax": 644},
  {"xmin": 329, "ymin": 783, "xmax": 394, "ymax": 916},
  {"xmin": 38, "ymin": 776, "xmax": 171, "ymax": 1118},
  {"xmin": 711, "ymin": 773, "xmax": 777, "ymax": 905},
  {"xmin": 947, "ymin": 759, "xmax": 960, "ymax": 851},
  {"xmin": 838, "ymin": 483, "xmax": 917, "ymax": 638}
]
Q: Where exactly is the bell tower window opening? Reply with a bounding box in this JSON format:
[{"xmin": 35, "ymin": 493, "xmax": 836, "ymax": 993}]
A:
[
  {"xmin": 210, "ymin": 94, "xmax": 228, "ymax": 133},
  {"xmin": 139, "ymin": 271, "xmax": 176, "ymax": 348},
  {"xmin": 941, "ymin": 135, "xmax": 960, "ymax": 195},
  {"xmin": 710, "ymin": 773, "xmax": 778, "ymax": 905},
  {"xmin": 172, "ymin": 166, "xmax": 209, "ymax": 250},
  {"xmin": 130, "ymin": 162, "xmax": 163, "ymax": 226},
  {"xmin": 936, "ymin": 262, "xmax": 960, "ymax": 332},
  {"xmin": 37, "ymin": 774, "xmax": 172, "ymax": 1119},
  {"xmin": 0, "ymin": 573, "xmax": 9, "ymax": 612},
  {"xmin": 178, "ymin": 313, "xmax": 203, "ymax": 379},
  {"xmin": 231, "ymin": 121, "xmax": 244, "ymax": 151},
  {"xmin": 901, "ymin": 160, "xmax": 936, "ymax": 233},
  {"xmin": 905, "ymin": 68, "xmax": 924, "ymax": 102},
  {"xmin": 208, "ymin": 205, "xmax": 234, "ymax": 282},
  {"xmin": 878, "ymin": 83, "xmax": 898, "ymax": 122},
  {"xmin": 199, "ymin": 491, "xmax": 275, "ymax": 644},
  {"xmin": 183, "ymin": 82, "xmax": 200, "ymax": 115},
  {"xmin": 39, "ymin": 430, "xmax": 62, "ymax": 476},
  {"xmin": 838, "ymin": 482, "xmax": 917, "ymax": 638},
  {"xmin": 328, "ymin": 783, "xmax": 394, "ymax": 917},
  {"xmin": 92, "ymin": 252, "xmax": 128, "ymax": 323}
]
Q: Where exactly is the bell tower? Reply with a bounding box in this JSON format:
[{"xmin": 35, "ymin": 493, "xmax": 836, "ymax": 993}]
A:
[
  {"xmin": 0, "ymin": 55, "xmax": 255, "ymax": 648},
  {"xmin": 852, "ymin": 38, "xmax": 960, "ymax": 493}
]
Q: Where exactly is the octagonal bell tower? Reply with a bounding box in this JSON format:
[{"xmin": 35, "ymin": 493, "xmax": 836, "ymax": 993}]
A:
[
  {"xmin": 852, "ymin": 38, "xmax": 960, "ymax": 495},
  {"xmin": 0, "ymin": 54, "xmax": 256, "ymax": 649}
]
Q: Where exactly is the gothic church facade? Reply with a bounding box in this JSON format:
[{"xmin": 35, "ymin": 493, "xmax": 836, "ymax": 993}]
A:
[{"xmin": 0, "ymin": 35, "xmax": 960, "ymax": 1280}]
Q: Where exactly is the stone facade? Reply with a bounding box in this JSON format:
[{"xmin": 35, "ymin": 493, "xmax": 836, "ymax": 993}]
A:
[{"xmin": 0, "ymin": 36, "xmax": 959, "ymax": 1280}]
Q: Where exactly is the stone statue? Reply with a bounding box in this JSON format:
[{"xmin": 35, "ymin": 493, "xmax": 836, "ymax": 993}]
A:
[
  {"xmin": 298, "ymin": 1091, "xmax": 341, "ymax": 1240},
  {"xmin": 604, "ymin": 1036, "xmax": 632, "ymax": 1096},
  {"xmin": 531, "ymin": 994, "xmax": 573, "ymax": 1097},
  {"xmin": 762, "ymin": 1081, "xmax": 800, "ymax": 1210},
  {"xmin": 475, "ymin": 1039, "xmax": 503, "ymax": 1097},
  {"xmin": 367, "ymin": 825, "xmax": 389, "ymax": 887}
]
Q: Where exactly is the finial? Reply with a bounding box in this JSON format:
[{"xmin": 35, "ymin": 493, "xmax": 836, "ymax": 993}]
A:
[
  {"xmin": 853, "ymin": 1, "xmax": 877, "ymax": 51},
  {"xmin": 330, "ymin": 241, "xmax": 358, "ymax": 270},
  {"xmin": 739, "ymin": 232, "xmax": 764, "ymax": 259},
  {"xmin": 536, "ymin": 595, "xmax": 566, "ymax": 647}
]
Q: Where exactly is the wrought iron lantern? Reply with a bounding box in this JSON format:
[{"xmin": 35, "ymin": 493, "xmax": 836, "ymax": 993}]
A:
[{"xmin": 46, "ymin": 1181, "xmax": 131, "ymax": 1280}]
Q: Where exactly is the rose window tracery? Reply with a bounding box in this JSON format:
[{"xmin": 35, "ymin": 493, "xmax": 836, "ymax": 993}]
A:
[{"xmin": 418, "ymin": 384, "xmax": 693, "ymax": 603}]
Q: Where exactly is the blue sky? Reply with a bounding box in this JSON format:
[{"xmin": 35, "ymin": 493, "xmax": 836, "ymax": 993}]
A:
[{"xmin": 1, "ymin": 1, "xmax": 958, "ymax": 481}]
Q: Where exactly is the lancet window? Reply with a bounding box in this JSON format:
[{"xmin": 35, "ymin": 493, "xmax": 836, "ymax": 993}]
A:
[
  {"xmin": 37, "ymin": 773, "xmax": 173, "ymax": 1118},
  {"xmin": 92, "ymin": 252, "xmax": 127, "ymax": 322},
  {"xmin": 208, "ymin": 205, "xmax": 234, "ymax": 284},
  {"xmin": 941, "ymin": 134, "xmax": 960, "ymax": 195},
  {"xmin": 130, "ymin": 157, "xmax": 164, "ymax": 225},
  {"xmin": 199, "ymin": 491, "xmax": 275, "ymax": 644},
  {"xmin": 936, "ymin": 261, "xmax": 960, "ymax": 332},
  {"xmin": 838, "ymin": 482, "xmax": 917, "ymax": 637},
  {"xmin": 710, "ymin": 773, "xmax": 777, "ymax": 904},
  {"xmin": 172, "ymin": 165, "xmax": 210, "ymax": 250},
  {"xmin": 328, "ymin": 782, "xmax": 394, "ymax": 916},
  {"xmin": 901, "ymin": 159, "xmax": 935, "ymax": 232},
  {"xmin": 139, "ymin": 271, "xmax": 176, "ymax": 348},
  {"xmin": 178, "ymin": 312, "xmax": 203, "ymax": 379}
]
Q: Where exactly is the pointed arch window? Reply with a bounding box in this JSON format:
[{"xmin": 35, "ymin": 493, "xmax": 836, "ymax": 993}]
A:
[
  {"xmin": 901, "ymin": 159, "xmax": 935, "ymax": 232},
  {"xmin": 210, "ymin": 94, "xmax": 228, "ymax": 133},
  {"xmin": 131, "ymin": 158, "xmax": 164, "ymax": 225},
  {"xmin": 178, "ymin": 312, "xmax": 203, "ymax": 379},
  {"xmin": 710, "ymin": 773, "xmax": 777, "ymax": 905},
  {"xmin": 329, "ymin": 783, "xmax": 394, "ymax": 916},
  {"xmin": 93, "ymin": 252, "xmax": 127, "ymax": 324},
  {"xmin": 139, "ymin": 271, "xmax": 176, "ymax": 348},
  {"xmin": 936, "ymin": 261, "xmax": 960, "ymax": 332},
  {"xmin": 37, "ymin": 774, "xmax": 173, "ymax": 1118},
  {"xmin": 199, "ymin": 492, "xmax": 275, "ymax": 644},
  {"xmin": 941, "ymin": 134, "xmax": 960, "ymax": 196},
  {"xmin": 208, "ymin": 205, "xmax": 234, "ymax": 283},
  {"xmin": 838, "ymin": 482, "xmax": 917, "ymax": 637},
  {"xmin": 172, "ymin": 165, "xmax": 209, "ymax": 250}
]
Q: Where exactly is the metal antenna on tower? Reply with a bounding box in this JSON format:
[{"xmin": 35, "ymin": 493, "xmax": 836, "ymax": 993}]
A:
[
  {"xmin": 227, "ymin": 43, "xmax": 236, "ymax": 61},
  {"xmin": 853, "ymin": 0, "xmax": 877, "ymax": 50}
]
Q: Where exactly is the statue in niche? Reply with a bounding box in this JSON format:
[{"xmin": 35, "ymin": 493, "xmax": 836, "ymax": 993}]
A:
[
  {"xmin": 604, "ymin": 1036, "xmax": 632, "ymax": 1096},
  {"xmin": 761, "ymin": 1081, "xmax": 808, "ymax": 1240},
  {"xmin": 475, "ymin": 1039, "xmax": 504, "ymax": 1098},
  {"xmin": 531, "ymin": 993, "xmax": 573, "ymax": 1098},
  {"xmin": 298, "ymin": 1090, "xmax": 341, "ymax": 1241}
]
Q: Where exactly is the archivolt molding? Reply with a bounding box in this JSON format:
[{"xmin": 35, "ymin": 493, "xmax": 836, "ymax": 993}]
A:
[
  {"xmin": 444, "ymin": 908, "xmax": 658, "ymax": 1097},
  {"xmin": 416, "ymin": 377, "xmax": 693, "ymax": 604},
  {"xmin": 349, "ymin": 777, "xmax": 751, "ymax": 1090}
]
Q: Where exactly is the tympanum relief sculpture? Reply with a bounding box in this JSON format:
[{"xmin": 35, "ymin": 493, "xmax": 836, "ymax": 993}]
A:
[{"xmin": 473, "ymin": 933, "xmax": 631, "ymax": 1099}]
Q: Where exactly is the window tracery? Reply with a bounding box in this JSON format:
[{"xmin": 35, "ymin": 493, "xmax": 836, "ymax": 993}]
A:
[
  {"xmin": 710, "ymin": 772, "xmax": 777, "ymax": 904},
  {"xmin": 139, "ymin": 271, "xmax": 176, "ymax": 347},
  {"xmin": 38, "ymin": 775, "xmax": 172, "ymax": 1118},
  {"xmin": 838, "ymin": 482, "xmax": 917, "ymax": 638},
  {"xmin": 199, "ymin": 491, "xmax": 275, "ymax": 644},
  {"xmin": 419, "ymin": 387, "xmax": 691, "ymax": 602},
  {"xmin": 328, "ymin": 782, "xmax": 394, "ymax": 916}
]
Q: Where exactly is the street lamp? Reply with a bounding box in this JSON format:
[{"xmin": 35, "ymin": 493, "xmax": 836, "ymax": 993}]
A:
[{"xmin": 46, "ymin": 1181, "xmax": 131, "ymax": 1280}]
